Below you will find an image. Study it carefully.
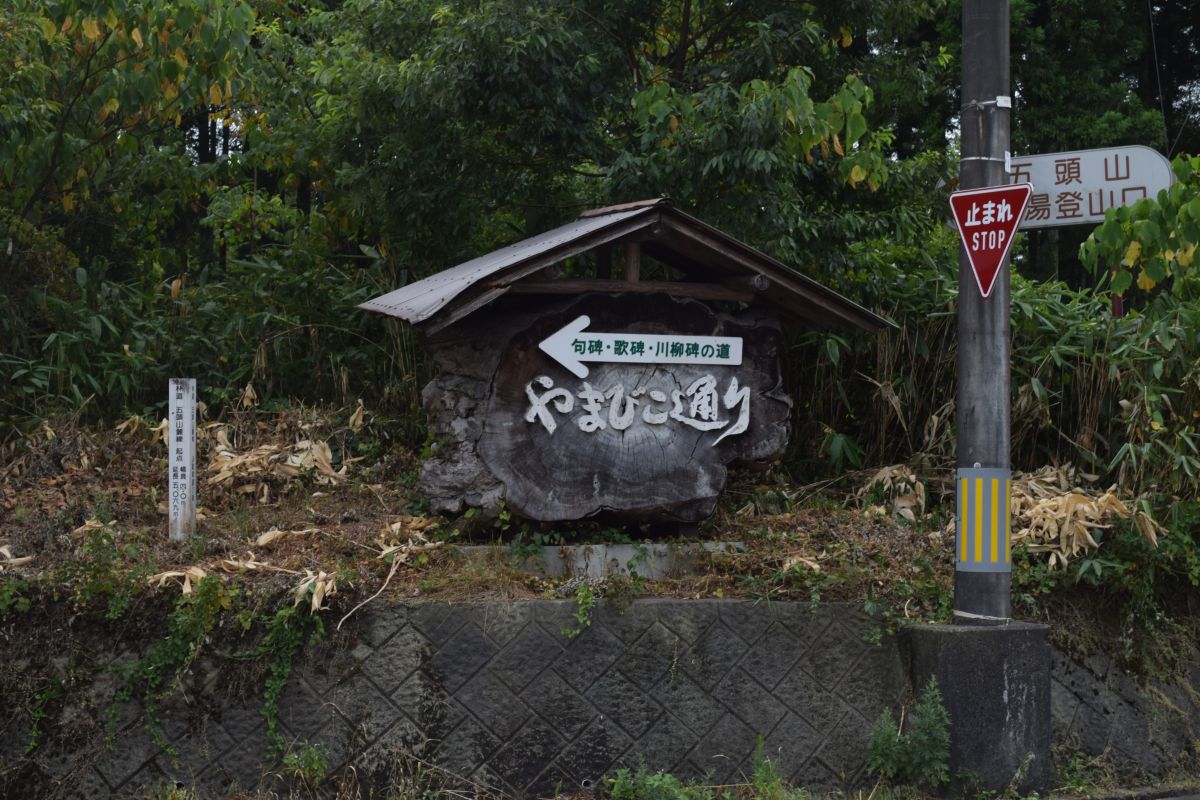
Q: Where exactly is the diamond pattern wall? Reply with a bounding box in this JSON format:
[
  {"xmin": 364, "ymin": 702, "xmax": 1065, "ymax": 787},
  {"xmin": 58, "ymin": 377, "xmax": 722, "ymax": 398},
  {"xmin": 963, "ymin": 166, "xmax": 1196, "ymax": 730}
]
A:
[{"xmin": 87, "ymin": 600, "xmax": 906, "ymax": 799}]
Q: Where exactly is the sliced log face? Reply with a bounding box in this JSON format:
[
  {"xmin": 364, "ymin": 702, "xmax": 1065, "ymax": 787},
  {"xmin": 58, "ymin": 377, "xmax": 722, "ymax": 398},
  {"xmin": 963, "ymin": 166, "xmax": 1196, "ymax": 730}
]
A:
[{"xmin": 477, "ymin": 294, "xmax": 790, "ymax": 522}]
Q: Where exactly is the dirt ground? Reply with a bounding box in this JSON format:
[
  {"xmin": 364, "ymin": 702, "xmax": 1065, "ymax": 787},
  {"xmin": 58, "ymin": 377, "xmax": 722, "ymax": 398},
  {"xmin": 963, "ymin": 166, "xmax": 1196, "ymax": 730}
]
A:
[{"xmin": 0, "ymin": 404, "xmax": 958, "ymax": 620}]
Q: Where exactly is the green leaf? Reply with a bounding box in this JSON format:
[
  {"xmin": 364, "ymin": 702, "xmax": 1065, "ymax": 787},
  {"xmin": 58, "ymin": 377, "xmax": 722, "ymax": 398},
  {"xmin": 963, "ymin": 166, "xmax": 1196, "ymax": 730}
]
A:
[
  {"xmin": 846, "ymin": 112, "xmax": 867, "ymax": 146},
  {"xmin": 1145, "ymin": 256, "xmax": 1167, "ymax": 282},
  {"xmin": 825, "ymin": 338, "xmax": 840, "ymax": 366},
  {"xmin": 1110, "ymin": 269, "xmax": 1133, "ymax": 295}
]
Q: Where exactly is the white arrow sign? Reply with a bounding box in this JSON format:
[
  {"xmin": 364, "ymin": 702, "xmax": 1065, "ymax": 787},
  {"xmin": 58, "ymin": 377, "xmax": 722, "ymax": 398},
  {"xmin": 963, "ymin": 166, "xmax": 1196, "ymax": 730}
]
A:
[{"xmin": 538, "ymin": 315, "xmax": 744, "ymax": 379}]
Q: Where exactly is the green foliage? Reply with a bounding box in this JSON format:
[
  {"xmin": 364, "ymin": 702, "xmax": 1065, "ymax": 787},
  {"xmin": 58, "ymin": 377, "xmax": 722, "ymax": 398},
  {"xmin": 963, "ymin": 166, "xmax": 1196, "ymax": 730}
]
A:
[
  {"xmin": 281, "ymin": 741, "xmax": 329, "ymax": 791},
  {"xmin": 867, "ymin": 676, "xmax": 950, "ymax": 789},
  {"xmin": 1082, "ymin": 154, "xmax": 1200, "ymax": 297},
  {"xmin": 121, "ymin": 576, "xmax": 233, "ymax": 747},
  {"xmin": 603, "ymin": 572, "xmax": 646, "ymax": 615},
  {"xmin": 0, "ymin": 0, "xmax": 1197, "ymax": 544},
  {"xmin": 863, "ymin": 559, "xmax": 953, "ymax": 639},
  {"xmin": 254, "ymin": 604, "xmax": 325, "ymax": 748},
  {"xmin": 560, "ymin": 582, "xmax": 596, "ymax": 639},
  {"xmin": 113, "ymin": 576, "xmax": 327, "ymax": 755},
  {"xmin": 0, "ymin": 0, "xmax": 921, "ymax": 429},
  {"xmin": 1010, "ymin": 2, "xmax": 1171, "ymax": 155},
  {"xmin": 606, "ymin": 747, "xmax": 808, "ymax": 800},
  {"xmin": 25, "ymin": 676, "xmax": 67, "ymax": 753},
  {"xmin": 607, "ymin": 765, "xmax": 714, "ymax": 800},
  {"xmin": 0, "ymin": 577, "xmax": 32, "ymax": 616},
  {"xmin": 1052, "ymin": 741, "xmax": 1117, "ymax": 795},
  {"xmin": 0, "ymin": 0, "xmax": 254, "ymax": 220},
  {"xmin": 748, "ymin": 741, "xmax": 810, "ymax": 800},
  {"xmin": 58, "ymin": 523, "xmax": 155, "ymax": 619}
]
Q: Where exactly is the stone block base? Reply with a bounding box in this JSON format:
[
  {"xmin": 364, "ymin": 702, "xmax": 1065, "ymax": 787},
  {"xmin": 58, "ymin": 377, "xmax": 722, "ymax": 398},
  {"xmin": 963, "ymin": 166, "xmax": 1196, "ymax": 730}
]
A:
[{"xmin": 903, "ymin": 622, "xmax": 1051, "ymax": 794}]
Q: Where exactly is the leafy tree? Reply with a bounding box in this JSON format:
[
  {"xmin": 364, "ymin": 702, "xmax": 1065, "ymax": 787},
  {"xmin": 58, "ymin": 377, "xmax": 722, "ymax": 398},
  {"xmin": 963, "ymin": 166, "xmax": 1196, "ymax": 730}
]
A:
[
  {"xmin": 1, "ymin": 1, "xmax": 254, "ymax": 225},
  {"xmin": 1081, "ymin": 153, "xmax": 1200, "ymax": 297}
]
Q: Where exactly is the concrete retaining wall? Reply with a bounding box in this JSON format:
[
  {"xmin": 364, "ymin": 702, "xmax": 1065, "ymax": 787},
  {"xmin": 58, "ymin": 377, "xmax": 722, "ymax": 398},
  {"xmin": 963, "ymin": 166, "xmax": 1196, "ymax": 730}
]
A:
[
  {"xmin": 8, "ymin": 599, "xmax": 1200, "ymax": 798},
  {"xmin": 19, "ymin": 600, "xmax": 904, "ymax": 798}
]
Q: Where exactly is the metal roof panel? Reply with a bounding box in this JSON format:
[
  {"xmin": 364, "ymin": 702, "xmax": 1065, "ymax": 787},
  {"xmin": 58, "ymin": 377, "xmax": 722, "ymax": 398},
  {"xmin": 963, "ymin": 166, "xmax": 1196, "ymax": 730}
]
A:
[{"xmin": 357, "ymin": 207, "xmax": 651, "ymax": 323}]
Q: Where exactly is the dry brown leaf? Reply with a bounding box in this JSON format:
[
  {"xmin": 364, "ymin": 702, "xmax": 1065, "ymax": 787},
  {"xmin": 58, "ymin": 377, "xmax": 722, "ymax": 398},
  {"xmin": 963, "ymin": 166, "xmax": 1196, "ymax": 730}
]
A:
[
  {"xmin": 255, "ymin": 527, "xmax": 319, "ymax": 547},
  {"xmin": 147, "ymin": 566, "xmax": 207, "ymax": 595},
  {"xmin": 857, "ymin": 465, "xmax": 925, "ymax": 521},
  {"xmin": 782, "ymin": 554, "xmax": 822, "ymax": 573},
  {"xmin": 72, "ymin": 518, "xmax": 113, "ymax": 538},
  {"xmin": 152, "ymin": 418, "xmax": 169, "ymax": 447},
  {"xmin": 256, "ymin": 529, "xmax": 287, "ymax": 547},
  {"xmin": 1134, "ymin": 510, "xmax": 1164, "ymax": 547},
  {"xmin": 215, "ymin": 553, "xmax": 298, "ymax": 574},
  {"xmin": 349, "ymin": 400, "xmax": 365, "ymax": 432},
  {"xmin": 154, "ymin": 502, "xmax": 209, "ymax": 520},
  {"xmin": 240, "ymin": 383, "xmax": 258, "ymax": 409},
  {"xmin": 115, "ymin": 415, "xmax": 147, "ymax": 436},
  {"xmin": 380, "ymin": 515, "xmax": 438, "ymax": 542},
  {"xmin": 1011, "ymin": 467, "xmax": 1160, "ymax": 568},
  {"xmin": 294, "ymin": 570, "xmax": 337, "ymax": 614},
  {"xmin": 290, "ymin": 439, "xmax": 344, "ymax": 483},
  {"xmin": 0, "ymin": 543, "xmax": 34, "ymax": 570}
]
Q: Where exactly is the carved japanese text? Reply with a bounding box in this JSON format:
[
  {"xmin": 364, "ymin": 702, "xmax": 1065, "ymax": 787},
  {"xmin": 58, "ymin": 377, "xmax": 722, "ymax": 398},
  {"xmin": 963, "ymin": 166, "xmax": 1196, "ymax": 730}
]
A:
[{"xmin": 524, "ymin": 374, "xmax": 750, "ymax": 445}]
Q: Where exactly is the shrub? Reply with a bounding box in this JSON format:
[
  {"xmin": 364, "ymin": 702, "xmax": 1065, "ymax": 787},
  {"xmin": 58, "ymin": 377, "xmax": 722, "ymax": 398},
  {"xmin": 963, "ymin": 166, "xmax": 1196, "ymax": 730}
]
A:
[{"xmin": 867, "ymin": 675, "xmax": 950, "ymax": 788}]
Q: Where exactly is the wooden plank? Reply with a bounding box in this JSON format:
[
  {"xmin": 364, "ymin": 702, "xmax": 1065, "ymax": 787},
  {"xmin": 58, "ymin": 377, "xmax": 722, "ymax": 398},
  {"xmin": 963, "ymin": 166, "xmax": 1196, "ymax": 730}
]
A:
[
  {"xmin": 625, "ymin": 241, "xmax": 641, "ymax": 282},
  {"xmin": 502, "ymin": 280, "xmax": 753, "ymax": 303},
  {"xmin": 487, "ymin": 213, "xmax": 658, "ymax": 290}
]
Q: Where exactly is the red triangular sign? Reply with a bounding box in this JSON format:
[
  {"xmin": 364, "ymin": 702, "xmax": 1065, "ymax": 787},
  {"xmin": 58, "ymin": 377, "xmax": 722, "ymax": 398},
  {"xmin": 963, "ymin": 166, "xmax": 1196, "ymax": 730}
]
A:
[{"xmin": 950, "ymin": 183, "xmax": 1033, "ymax": 298}]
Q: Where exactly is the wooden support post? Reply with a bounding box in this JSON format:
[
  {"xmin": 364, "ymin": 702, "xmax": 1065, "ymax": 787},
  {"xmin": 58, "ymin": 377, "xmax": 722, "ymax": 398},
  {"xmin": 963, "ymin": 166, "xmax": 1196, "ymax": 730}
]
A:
[{"xmin": 624, "ymin": 241, "xmax": 641, "ymax": 283}]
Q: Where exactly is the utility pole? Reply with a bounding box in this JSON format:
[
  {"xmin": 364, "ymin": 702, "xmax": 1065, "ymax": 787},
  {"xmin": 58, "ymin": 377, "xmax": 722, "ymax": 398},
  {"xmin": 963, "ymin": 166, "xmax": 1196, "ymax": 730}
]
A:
[
  {"xmin": 879, "ymin": 11, "xmax": 1049, "ymax": 789},
  {"xmin": 956, "ymin": 0, "xmax": 1012, "ymax": 623}
]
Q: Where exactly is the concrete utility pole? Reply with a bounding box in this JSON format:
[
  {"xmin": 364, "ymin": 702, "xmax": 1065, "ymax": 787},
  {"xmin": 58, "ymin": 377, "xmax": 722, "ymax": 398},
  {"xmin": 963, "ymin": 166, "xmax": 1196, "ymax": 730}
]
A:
[
  {"xmin": 909, "ymin": 17, "xmax": 1051, "ymax": 790},
  {"xmin": 956, "ymin": 0, "xmax": 1012, "ymax": 622}
]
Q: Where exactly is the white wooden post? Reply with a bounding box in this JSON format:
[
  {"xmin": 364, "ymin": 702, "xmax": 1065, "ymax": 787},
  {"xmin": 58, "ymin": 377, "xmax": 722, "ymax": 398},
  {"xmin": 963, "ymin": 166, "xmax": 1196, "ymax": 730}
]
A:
[{"xmin": 168, "ymin": 379, "xmax": 197, "ymax": 542}]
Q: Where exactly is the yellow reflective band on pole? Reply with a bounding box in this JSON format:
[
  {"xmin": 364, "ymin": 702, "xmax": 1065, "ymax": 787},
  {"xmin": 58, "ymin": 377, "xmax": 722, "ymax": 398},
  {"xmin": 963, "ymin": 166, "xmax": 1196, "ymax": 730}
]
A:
[
  {"xmin": 974, "ymin": 478, "xmax": 983, "ymax": 563},
  {"xmin": 956, "ymin": 467, "xmax": 1011, "ymax": 573},
  {"xmin": 991, "ymin": 479, "xmax": 999, "ymax": 562},
  {"xmin": 960, "ymin": 477, "xmax": 968, "ymax": 561}
]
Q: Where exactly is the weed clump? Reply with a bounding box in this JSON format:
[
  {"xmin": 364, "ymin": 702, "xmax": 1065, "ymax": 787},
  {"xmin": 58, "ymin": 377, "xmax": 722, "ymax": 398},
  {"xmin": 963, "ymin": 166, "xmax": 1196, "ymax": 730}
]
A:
[{"xmin": 867, "ymin": 675, "xmax": 950, "ymax": 790}]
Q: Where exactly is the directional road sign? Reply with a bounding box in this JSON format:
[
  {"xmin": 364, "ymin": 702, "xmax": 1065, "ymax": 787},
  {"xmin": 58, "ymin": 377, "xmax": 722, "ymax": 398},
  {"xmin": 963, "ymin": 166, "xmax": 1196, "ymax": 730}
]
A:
[
  {"xmin": 538, "ymin": 315, "xmax": 743, "ymax": 379},
  {"xmin": 1006, "ymin": 145, "xmax": 1174, "ymax": 230},
  {"xmin": 950, "ymin": 183, "xmax": 1032, "ymax": 299}
]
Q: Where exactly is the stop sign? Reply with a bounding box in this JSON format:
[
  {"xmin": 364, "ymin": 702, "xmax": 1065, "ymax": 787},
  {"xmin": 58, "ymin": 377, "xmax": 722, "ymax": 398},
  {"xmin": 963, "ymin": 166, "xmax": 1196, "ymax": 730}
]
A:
[{"xmin": 950, "ymin": 183, "xmax": 1032, "ymax": 298}]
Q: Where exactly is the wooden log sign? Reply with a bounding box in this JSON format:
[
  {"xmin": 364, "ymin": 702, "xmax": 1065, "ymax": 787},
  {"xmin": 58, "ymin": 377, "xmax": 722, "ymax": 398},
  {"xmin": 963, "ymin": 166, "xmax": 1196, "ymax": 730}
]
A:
[{"xmin": 478, "ymin": 294, "xmax": 790, "ymax": 522}]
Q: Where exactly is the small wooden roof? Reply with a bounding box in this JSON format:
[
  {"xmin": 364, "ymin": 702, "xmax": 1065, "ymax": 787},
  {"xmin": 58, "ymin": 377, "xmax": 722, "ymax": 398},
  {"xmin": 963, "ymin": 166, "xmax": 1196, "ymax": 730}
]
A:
[{"xmin": 360, "ymin": 198, "xmax": 889, "ymax": 333}]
